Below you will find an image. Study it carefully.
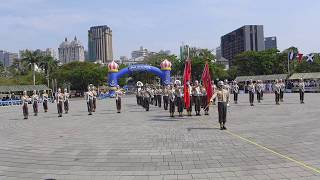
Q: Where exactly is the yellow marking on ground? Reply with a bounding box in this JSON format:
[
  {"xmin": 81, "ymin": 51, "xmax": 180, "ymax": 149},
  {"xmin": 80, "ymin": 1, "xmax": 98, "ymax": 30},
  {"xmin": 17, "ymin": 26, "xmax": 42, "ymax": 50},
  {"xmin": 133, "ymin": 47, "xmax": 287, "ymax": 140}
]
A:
[{"xmin": 225, "ymin": 129, "xmax": 320, "ymax": 174}]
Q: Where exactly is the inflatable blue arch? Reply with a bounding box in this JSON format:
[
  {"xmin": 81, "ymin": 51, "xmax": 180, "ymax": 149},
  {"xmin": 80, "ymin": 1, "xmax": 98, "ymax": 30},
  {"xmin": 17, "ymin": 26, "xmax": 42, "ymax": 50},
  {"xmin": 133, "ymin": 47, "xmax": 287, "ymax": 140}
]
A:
[{"xmin": 107, "ymin": 59, "xmax": 172, "ymax": 95}]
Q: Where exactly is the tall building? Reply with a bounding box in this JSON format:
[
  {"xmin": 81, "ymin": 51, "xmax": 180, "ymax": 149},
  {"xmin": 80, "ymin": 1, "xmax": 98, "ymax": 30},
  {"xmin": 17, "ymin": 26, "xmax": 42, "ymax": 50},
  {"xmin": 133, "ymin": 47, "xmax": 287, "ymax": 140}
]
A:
[
  {"xmin": 58, "ymin": 37, "xmax": 85, "ymax": 64},
  {"xmin": 88, "ymin": 25, "xmax": 113, "ymax": 63},
  {"xmin": 215, "ymin": 46, "xmax": 222, "ymax": 60},
  {"xmin": 264, "ymin": 36, "xmax": 277, "ymax": 50},
  {"xmin": 131, "ymin": 46, "xmax": 149, "ymax": 59},
  {"xmin": 0, "ymin": 50, "xmax": 18, "ymax": 67},
  {"xmin": 221, "ymin": 25, "xmax": 265, "ymax": 66},
  {"xmin": 180, "ymin": 44, "xmax": 198, "ymax": 61},
  {"xmin": 0, "ymin": 50, "xmax": 5, "ymax": 66}
]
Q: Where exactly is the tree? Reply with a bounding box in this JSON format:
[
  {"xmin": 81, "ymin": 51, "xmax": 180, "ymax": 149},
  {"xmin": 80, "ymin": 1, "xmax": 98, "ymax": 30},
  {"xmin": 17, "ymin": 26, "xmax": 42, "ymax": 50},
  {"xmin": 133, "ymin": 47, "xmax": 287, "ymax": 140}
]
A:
[
  {"xmin": 232, "ymin": 49, "xmax": 288, "ymax": 77},
  {"xmin": 38, "ymin": 55, "xmax": 58, "ymax": 87},
  {"xmin": 21, "ymin": 50, "xmax": 42, "ymax": 85},
  {"xmin": 55, "ymin": 61, "xmax": 108, "ymax": 91}
]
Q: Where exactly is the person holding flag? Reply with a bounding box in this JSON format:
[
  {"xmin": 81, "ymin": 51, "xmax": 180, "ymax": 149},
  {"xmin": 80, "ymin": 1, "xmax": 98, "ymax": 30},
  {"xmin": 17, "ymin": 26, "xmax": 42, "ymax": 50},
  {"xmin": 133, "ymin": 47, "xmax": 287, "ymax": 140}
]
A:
[
  {"xmin": 201, "ymin": 62, "xmax": 213, "ymax": 115},
  {"xmin": 183, "ymin": 58, "xmax": 192, "ymax": 116}
]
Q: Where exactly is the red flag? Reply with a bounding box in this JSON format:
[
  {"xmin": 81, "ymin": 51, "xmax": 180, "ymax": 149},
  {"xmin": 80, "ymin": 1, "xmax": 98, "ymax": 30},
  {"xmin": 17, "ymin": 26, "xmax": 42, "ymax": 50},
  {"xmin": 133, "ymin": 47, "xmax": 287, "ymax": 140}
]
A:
[
  {"xmin": 297, "ymin": 53, "xmax": 303, "ymax": 63},
  {"xmin": 183, "ymin": 58, "xmax": 192, "ymax": 109},
  {"xmin": 201, "ymin": 63, "xmax": 213, "ymax": 103}
]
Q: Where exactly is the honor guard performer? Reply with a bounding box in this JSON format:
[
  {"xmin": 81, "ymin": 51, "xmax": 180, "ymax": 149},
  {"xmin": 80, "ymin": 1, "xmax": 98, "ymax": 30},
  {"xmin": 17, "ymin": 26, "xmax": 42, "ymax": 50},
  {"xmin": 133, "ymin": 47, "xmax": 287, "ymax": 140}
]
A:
[
  {"xmin": 299, "ymin": 78, "xmax": 305, "ymax": 104},
  {"xmin": 210, "ymin": 81, "xmax": 230, "ymax": 130},
  {"xmin": 274, "ymin": 79, "xmax": 281, "ymax": 105},
  {"xmin": 86, "ymin": 85, "xmax": 94, "ymax": 115},
  {"xmin": 256, "ymin": 80, "xmax": 263, "ymax": 103},
  {"xmin": 248, "ymin": 79, "xmax": 255, "ymax": 106},
  {"xmin": 223, "ymin": 80, "xmax": 231, "ymax": 106},
  {"xmin": 115, "ymin": 85, "xmax": 123, "ymax": 113},
  {"xmin": 175, "ymin": 80, "xmax": 184, "ymax": 117},
  {"xmin": 32, "ymin": 90, "xmax": 39, "ymax": 116},
  {"xmin": 186, "ymin": 81, "xmax": 192, "ymax": 116},
  {"xmin": 232, "ymin": 80, "xmax": 239, "ymax": 104},
  {"xmin": 42, "ymin": 90, "xmax": 49, "ymax": 112},
  {"xmin": 169, "ymin": 84, "xmax": 176, "ymax": 117},
  {"xmin": 279, "ymin": 79, "xmax": 285, "ymax": 102},
  {"xmin": 63, "ymin": 88, "xmax": 69, "ymax": 114},
  {"xmin": 193, "ymin": 80, "xmax": 202, "ymax": 116},
  {"xmin": 261, "ymin": 80, "xmax": 265, "ymax": 100},
  {"xmin": 92, "ymin": 86, "xmax": 97, "ymax": 112},
  {"xmin": 143, "ymin": 86, "xmax": 151, "ymax": 111},
  {"xmin": 136, "ymin": 81, "xmax": 143, "ymax": 105},
  {"xmin": 163, "ymin": 85, "xmax": 169, "ymax": 110},
  {"xmin": 56, "ymin": 88, "xmax": 64, "ymax": 117},
  {"xmin": 156, "ymin": 85, "xmax": 162, "ymax": 108},
  {"xmin": 201, "ymin": 85, "xmax": 209, "ymax": 115},
  {"xmin": 22, "ymin": 91, "xmax": 30, "ymax": 119},
  {"xmin": 212, "ymin": 81, "xmax": 217, "ymax": 105}
]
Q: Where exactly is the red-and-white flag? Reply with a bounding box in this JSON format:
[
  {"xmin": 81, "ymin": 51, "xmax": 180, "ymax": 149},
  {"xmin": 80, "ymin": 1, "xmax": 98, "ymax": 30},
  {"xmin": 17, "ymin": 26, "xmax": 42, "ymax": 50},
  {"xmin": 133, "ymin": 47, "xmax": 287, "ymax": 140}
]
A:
[
  {"xmin": 297, "ymin": 53, "xmax": 303, "ymax": 63},
  {"xmin": 183, "ymin": 58, "xmax": 192, "ymax": 109},
  {"xmin": 201, "ymin": 62, "xmax": 213, "ymax": 103}
]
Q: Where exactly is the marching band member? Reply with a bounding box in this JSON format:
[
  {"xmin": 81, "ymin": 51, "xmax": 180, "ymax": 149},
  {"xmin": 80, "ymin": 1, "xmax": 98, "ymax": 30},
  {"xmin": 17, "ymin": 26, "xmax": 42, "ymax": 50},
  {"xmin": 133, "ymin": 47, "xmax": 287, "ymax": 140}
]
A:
[
  {"xmin": 115, "ymin": 85, "xmax": 123, "ymax": 113},
  {"xmin": 169, "ymin": 84, "xmax": 176, "ymax": 117},
  {"xmin": 32, "ymin": 90, "xmax": 39, "ymax": 116},
  {"xmin": 279, "ymin": 79, "xmax": 285, "ymax": 102},
  {"xmin": 232, "ymin": 80, "xmax": 239, "ymax": 104},
  {"xmin": 210, "ymin": 81, "xmax": 230, "ymax": 130},
  {"xmin": 56, "ymin": 88, "xmax": 64, "ymax": 117},
  {"xmin": 299, "ymin": 78, "xmax": 305, "ymax": 104},
  {"xmin": 22, "ymin": 91, "xmax": 30, "ymax": 119},
  {"xmin": 92, "ymin": 86, "xmax": 97, "ymax": 112},
  {"xmin": 86, "ymin": 85, "xmax": 94, "ymax": 115},
  {"xmin": 274, "ymin": 79, "xmax": 281, "ymax": 105},
  {"xmin": 42, "ymin": 90, "xmax": 49, "ymax": 112},
  {"xmin": 256, "ymin": 80, "xmax": 263, "ymax": 103},
  {"xmin": 248, "ymin": 79, "xmax": 255, "ymax": 106},
  {"xmin": 193, "ymin": 80, "xmax": 202, "ymax": 116},
  {"xmin": 175, "ymin": 80, "xmax": 184, "ymax": 117},
  {"xmin": 163, "ymin": 85, "xmax": 169, "ymax": 110},
  {"xmin": 63, "ymin": 88, "xmax": 69, "ymax": 114}
]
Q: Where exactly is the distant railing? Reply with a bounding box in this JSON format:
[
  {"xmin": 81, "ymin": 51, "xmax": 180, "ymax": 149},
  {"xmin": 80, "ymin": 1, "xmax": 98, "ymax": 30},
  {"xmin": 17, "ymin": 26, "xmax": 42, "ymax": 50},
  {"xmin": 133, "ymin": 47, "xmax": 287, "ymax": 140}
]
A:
[
  {"xmin": 0, "ymin": 100, "xmax": 22, "ymax": 106},
  {"xmin": 0, "ymin": 98, "xmax": 53, "ymax": 106}
]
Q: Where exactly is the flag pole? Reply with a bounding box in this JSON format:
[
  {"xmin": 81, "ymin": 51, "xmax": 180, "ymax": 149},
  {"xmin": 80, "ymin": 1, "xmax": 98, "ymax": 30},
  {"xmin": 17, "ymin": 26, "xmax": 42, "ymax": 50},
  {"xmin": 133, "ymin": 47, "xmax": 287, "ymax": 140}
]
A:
[{"xmin": 287, "ymin": 52, "xmax": 290, "ymax": 75}]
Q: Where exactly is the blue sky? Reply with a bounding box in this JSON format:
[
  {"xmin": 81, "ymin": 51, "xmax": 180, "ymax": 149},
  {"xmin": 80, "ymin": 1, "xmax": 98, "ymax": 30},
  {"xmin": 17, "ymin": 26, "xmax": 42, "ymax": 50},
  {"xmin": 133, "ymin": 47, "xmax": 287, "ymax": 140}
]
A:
[{"xmin": 0, "ymin": 0, "xmax": 319, "ymax": 58}]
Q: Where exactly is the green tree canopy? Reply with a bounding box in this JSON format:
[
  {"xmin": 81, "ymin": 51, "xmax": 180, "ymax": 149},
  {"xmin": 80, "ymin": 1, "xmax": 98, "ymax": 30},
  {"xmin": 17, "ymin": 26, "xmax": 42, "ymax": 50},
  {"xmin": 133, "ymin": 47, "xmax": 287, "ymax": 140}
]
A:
[{"xmin": 55, "ymin": 61, "xmax": 108, "ymax": 91}]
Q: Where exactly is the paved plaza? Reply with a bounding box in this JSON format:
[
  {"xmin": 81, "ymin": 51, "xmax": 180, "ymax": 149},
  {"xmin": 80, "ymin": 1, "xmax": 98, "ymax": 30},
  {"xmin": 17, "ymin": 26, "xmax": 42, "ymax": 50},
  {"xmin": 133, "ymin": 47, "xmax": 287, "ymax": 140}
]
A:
[{"xmin": 0, "ymin": 93, "xmax": 319, "ymax": 180}]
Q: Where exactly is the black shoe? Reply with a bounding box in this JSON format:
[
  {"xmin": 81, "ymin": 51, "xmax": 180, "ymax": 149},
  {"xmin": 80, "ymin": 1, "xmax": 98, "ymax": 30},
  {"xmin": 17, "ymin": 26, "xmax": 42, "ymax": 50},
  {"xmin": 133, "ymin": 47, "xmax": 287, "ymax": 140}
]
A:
[
  {"xmin": 220, "ymin": 127, "xmax": 224, "ymax": 130},
  {"xmin": 24, "ymin": 117, "xmax": 28, "ymax": 119},
  {"xmin": 223, "ymin": 126, "xmax": 227, "ymax": 130},
  {"xmin": 88, "ymin": 113, "xmax": 92, "ymax": 115}
]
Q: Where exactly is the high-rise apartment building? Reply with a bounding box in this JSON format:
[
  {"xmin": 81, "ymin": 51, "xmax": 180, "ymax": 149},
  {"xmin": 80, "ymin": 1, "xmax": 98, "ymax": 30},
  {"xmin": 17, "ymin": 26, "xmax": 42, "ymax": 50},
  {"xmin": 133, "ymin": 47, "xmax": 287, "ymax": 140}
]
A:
[
  {"xmin": 221, "ymin": 25, "xmax": 265, "ymax": 66},
  {"xmin": 0, "ymin": 50, "xmax": 18, "ymax": 67},
  {"xmin": 264, "ymin": 36, "xmax": 277, "ymax": 50},
  {"xmin": 88, "ymin": 25, "xmax": 113, "ymax": 63}
]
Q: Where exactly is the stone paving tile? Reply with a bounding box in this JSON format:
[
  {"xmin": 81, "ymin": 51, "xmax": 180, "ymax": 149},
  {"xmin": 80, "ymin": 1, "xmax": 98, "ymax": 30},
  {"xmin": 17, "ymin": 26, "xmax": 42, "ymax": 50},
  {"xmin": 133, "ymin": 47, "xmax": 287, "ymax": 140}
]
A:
[{"xmin": 0, "ymin": 94, "xmax": 319, "ymax": 179}]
